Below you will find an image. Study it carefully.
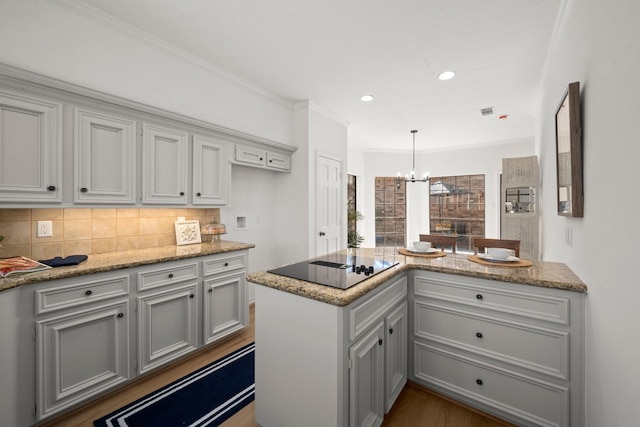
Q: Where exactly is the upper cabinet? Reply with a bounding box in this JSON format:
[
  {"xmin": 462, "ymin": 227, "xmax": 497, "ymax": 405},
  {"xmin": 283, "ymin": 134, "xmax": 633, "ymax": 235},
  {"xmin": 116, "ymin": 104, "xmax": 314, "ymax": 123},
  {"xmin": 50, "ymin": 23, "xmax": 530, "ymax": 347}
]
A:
[
  {"xmin": 142, "ymin": 124, "xmax": 188, "ymax": 205},
  {"xmin": 0, "ymin": 91, "xmax": 62, "ymax": 203},
  {"xmin": 74, "ymin": 109, "xmax": 136, "ymax": 204},
  {"xmin": 233, "ymin": 144, "xmax": 291, "ymax": 172},
  {"xmin": 193, "ymin": 135, "xmax": 228, "ymax": 205}
]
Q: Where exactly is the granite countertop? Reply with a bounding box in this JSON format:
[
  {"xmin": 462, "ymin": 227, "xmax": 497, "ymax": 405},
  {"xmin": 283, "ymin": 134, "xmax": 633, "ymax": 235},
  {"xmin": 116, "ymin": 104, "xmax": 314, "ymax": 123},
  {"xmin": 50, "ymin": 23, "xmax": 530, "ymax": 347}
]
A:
[
  {"xmin": 247, "ymin": 248, "xmax": 587, "ymax": 307},
  {"xmin": 0, "ymin": 240, "xmax": 255, "ymax": 292}
]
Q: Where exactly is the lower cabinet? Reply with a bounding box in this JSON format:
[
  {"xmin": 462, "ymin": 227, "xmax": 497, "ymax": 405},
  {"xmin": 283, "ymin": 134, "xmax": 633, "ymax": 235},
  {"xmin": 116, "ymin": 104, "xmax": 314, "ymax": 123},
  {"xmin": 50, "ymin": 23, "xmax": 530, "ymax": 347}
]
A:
[
  {"xmin": 36, "ymin": 299, "xmax": 130, "ymax": 420},
  {"xmin": 137, "ymin": 283, "xmax": 199, "ymax": 374},
  {"xmin": 409, "ymin": 271, "xmax": 585, "ymax": 427},
  {"xmin": 32, "ymin": 250, "xmax": 249, "ymax": 423}
]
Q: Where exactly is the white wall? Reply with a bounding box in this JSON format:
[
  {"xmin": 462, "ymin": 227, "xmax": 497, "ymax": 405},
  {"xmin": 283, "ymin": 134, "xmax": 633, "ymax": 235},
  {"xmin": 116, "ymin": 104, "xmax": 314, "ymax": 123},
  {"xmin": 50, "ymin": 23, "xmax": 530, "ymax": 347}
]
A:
[
  {"xmin": 535, "ymin": 1, "xmax": 640, "ymax": 425},
  {"xmin": 358, "ymin": 139, "xmax": 535, "ymax": 248}
]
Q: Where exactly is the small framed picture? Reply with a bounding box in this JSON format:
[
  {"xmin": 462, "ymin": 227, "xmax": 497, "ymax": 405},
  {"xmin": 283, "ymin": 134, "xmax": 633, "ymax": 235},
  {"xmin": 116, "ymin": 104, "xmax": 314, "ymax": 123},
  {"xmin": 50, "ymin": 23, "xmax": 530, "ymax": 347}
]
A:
[{"xmin": 175, "ymin": 220, "xmax": 201, "ymax": 245}]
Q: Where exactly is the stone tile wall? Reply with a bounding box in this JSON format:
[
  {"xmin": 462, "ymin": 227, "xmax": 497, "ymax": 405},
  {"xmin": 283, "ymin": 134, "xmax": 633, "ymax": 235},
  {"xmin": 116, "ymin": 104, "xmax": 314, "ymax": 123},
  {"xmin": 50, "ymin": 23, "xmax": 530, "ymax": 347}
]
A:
[{"xmin": 0, "ymin": 208, "xmax": 220, "ymax": 260}]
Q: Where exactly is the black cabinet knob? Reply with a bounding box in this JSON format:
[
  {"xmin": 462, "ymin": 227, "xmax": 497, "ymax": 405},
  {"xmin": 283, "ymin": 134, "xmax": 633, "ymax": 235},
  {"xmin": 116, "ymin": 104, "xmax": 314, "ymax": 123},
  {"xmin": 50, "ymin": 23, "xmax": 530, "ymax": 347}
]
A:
[
  {"xmin": 196, "ymin": 192, "xmax": 201, "ymax": 197},
  {"xmin": 389, "ymin": 328, "xmax": 394, "ymax": 334},
  {"xmin": 378, "ymin": 339, "xmax": 383, "ymax": 346},
  {"xmin": 47, "ymin": 185, "xmax": 56, "ymax": 191},
  {"xmin": 476, "ymin": 294, "xmax": 483, "ymax": 300},
  {"xmin": 319, "ymin": 231, "xmax": 325, "ymax": 236},
  {"xmin": 269, "ymin": 159, "xmax": 273, "ymax": 163},
  {"xmin": 260, "ymin": 157, "xmax": 263, "ymax": 161},
  {"xmin": 189, "ymin": 294, "xmax": 195, "ymax": 299},
  {"xmin": 476, "ymin": 332, "xmax": 483, "ymax": 338},
  {"xmin": 117, "ymin": 313, "xmax": 124, "ymax": 318},
  {"xmin": 224, "ymin": 262, "xmax": 229, "ymax": 267},
  {"xmin": 85, "ymin": 290, "xmax": 92, "ymax": 296},
  {"xmin": 179, "ymin": 191, "xmax": 185, "ymax": 196},
  {"xmin": 476, "ymin": 379, "xmax": 483, "ymax": 385},
  {"xmin": 80, "ymin": 187, "xmax": 88, "ymax": 193},
  {"xmin": 208, "ymin": 288, "xmax": 213, "ymax": 293},
  {"xmin": 168, "ymin": 273, "xmax": 174, "ymax": 278}
]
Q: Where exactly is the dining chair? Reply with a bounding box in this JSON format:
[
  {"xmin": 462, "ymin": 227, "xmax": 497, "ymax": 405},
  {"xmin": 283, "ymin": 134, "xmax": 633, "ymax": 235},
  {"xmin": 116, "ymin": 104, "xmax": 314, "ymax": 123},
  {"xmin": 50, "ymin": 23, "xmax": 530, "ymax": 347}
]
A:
[
  {"xmin": 419, "ymin": 234, "xmax": 457, "ymax": 253},
  {"xmin": 472, "ymin": 237, "xmax": 520, "ymax": 257}
]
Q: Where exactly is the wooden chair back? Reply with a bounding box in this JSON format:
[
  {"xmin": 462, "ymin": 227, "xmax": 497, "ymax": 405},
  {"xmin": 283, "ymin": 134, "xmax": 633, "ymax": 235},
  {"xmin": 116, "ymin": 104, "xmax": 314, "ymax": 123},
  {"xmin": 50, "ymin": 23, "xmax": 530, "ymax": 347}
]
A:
[
  {"xmin": 419, "ymin": 234, "xmax": 457, "ymax": 253},
  {"xmin": 472, "ymin": 238, "xmax": 520, "ymax": 257}
]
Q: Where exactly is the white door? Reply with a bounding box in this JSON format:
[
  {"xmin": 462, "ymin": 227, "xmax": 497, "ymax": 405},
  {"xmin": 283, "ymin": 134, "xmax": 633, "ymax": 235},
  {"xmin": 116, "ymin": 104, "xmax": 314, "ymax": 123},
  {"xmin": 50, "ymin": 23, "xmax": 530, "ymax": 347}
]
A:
[{"xmin": 316, "ymin": 152, "xmax": 343, "ymax": 255}]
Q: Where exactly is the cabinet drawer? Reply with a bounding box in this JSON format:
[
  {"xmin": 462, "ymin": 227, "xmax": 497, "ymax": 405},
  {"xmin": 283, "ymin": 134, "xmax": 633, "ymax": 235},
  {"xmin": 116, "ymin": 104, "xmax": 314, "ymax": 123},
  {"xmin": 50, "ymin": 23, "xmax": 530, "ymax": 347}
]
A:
[
  {"xmin": 266, "ymin": 152, "xmax": 290, "ymax": 171},
  {"xmin": 414, "ymin": 341, "xmax": 569, "ymax": 427},
  {"xmin": 235, "ymin": 145, "xmax": 265, "ymax": 166},
  {"xmin": 349, "ymin": 275, "xmax": 407, "ymax": 341},
  {"xmin": 414, "ymin": 301, "xmax": 569, "ymax": 379},
  {"xmin": 202, "ymin": 253, "xmax": 246, "ymax": 276},
  {"xmin": 414, "ymin": 274, "xmax": 570, "ymax": 325},
  {"xmin": 35, "ymin": 275, "xmax": 130, "ymax": 315},
  {"xmin": 137, "ymin": 261, "xmax": 198, "ymax": 291}
]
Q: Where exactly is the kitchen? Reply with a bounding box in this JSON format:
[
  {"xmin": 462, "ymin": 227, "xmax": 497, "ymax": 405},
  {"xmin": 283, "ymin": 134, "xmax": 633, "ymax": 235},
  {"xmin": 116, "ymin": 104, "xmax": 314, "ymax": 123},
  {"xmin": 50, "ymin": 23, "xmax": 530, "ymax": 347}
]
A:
[{"xmin": 0, "ymin": 1, "xmax": 639, "ymax": 427}]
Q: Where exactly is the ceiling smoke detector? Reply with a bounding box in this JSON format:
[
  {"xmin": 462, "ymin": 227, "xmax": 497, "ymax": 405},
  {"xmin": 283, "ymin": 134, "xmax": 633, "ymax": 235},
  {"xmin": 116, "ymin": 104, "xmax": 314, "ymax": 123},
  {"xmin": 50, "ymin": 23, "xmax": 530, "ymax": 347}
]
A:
[{"xmin": 480, "ymin": 107, "xmax": 495, "ymax": 116}]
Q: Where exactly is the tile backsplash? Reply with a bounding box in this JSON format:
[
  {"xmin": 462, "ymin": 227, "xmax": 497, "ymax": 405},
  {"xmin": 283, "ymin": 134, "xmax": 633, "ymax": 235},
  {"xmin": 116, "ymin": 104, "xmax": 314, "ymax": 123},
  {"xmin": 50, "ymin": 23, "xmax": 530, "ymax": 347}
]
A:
[{"xmin": 0, "ymin": 208, "xmax": 220, "ymax": 260}]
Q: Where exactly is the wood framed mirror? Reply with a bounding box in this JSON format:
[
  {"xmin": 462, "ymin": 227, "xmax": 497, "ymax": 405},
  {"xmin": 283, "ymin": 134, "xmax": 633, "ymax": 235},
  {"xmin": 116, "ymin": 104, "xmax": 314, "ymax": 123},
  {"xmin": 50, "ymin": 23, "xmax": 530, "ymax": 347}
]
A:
[{"xmin": 555, "ymin": 81, "xmax": 583, "ymax": 217}]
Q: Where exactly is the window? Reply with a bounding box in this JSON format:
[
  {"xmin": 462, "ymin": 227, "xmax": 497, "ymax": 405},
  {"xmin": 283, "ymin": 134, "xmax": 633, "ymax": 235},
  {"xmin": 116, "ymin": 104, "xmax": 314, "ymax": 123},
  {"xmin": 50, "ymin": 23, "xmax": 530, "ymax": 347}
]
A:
[
  {"xmin": 429, "ymin": 174, "xmax": 485, "ymax": 252},
  {"xmin": 375, "ymin": 177, "xmax": 406, "ymax": 248}
]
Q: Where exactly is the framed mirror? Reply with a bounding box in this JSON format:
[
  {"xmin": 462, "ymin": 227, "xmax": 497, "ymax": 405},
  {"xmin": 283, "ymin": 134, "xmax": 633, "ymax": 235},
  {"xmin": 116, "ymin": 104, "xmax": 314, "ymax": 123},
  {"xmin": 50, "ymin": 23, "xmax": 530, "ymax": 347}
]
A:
[{"xmin": 555, "ymin": 81, "xmax": 583, "ymax": 217}]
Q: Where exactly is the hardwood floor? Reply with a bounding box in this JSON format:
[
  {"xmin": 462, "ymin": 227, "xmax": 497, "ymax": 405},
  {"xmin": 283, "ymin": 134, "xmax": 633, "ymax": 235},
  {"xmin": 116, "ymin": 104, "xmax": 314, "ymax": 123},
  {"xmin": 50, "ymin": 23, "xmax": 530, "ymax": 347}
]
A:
[{"xmin": 41, "ymin": 303, "xmax": 513, "ymax": 427}]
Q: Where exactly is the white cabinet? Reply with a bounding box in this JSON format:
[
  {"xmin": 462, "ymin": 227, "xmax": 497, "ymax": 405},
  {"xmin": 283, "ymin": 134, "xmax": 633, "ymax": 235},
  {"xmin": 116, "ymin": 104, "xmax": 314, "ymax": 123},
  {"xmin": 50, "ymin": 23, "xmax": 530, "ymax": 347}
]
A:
[
  {"xmin": 74, "ymin": 109, "xmax": 136, "ymax": 203},
  {"xmin": 142, "ymin": 123, "xmax": 188, "ymax": 204},
  {"xmin": 384, "ymin": 301, "xmax": 407, "ymax": 412},
  {"xmin": 202, "ymin": 252, "xmax": 248, "ymax": 344},
  {"xmin": 233, "ymin": 144, "xmax": 291, "ymax": 172},
  {"xmin": 349, "ymin": 322, "xmax": 385, "ymax": 427},
  {"xmin": 34, "ymin": 273, "xmax": 131, "ymax": 420},
  {"xmin": 137, "ymin": 283, "xmax": 199, "ymax": 374},
  {"xmin": 410, "ymin": 271, "xmax": 585, "ymax": 427},
  {"xmin": 192, "ymin": 134, "xmax": 228, "ymax": 205},
  {"xmin": 0, "ymin": 90, "xmax": 62, "ymax": 203}
]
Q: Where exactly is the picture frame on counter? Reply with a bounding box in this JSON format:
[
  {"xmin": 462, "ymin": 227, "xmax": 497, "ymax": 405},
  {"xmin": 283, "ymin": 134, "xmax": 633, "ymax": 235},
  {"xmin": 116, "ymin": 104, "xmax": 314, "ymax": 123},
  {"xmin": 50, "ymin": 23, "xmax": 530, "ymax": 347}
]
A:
[{"xmin": 175, "ymin": 220, "xmax": 202, "ymax": 245}]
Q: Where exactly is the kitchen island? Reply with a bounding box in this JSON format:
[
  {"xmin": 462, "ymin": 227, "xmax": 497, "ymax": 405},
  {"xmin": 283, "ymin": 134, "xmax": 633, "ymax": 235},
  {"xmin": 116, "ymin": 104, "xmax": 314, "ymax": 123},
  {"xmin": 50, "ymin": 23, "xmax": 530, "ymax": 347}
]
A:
[{"xmin": 247, "ymin": 248, "xmax": 586, "ymax": 427}]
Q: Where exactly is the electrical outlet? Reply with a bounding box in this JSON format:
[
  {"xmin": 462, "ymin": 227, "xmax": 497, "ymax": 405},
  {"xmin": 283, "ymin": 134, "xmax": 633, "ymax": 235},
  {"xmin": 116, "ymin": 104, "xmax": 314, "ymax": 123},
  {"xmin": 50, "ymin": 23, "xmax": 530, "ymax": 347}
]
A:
[{"xmin": 37, "ymin": 221, "xmax": 53, "ymax": 238}]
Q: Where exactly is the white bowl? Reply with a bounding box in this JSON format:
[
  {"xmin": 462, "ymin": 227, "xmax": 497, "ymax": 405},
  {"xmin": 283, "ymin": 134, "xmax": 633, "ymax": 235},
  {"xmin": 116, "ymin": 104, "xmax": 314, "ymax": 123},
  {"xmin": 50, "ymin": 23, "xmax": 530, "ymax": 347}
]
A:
[
  {"xmin": 413, "ymin": 241, "xmax": 432, "ymax": 252},
  {"xmin": 488, "ymin": 247, "xmax": 512, "ymax": 260}
]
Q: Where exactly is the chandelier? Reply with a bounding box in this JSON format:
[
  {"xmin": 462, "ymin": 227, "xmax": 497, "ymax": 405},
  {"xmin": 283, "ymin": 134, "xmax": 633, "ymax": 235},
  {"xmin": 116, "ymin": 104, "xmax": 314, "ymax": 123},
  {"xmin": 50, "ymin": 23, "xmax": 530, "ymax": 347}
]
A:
[{"xmin": 397, "ymin": 130, "xmax": 429, "ymax": 184}]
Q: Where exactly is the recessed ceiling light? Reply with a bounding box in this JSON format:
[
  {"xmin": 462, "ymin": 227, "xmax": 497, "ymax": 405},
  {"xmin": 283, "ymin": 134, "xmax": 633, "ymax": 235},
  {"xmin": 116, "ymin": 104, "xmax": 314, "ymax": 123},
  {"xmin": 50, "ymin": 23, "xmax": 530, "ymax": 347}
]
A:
[
  {"xmin": 438, "ymin": 71, "xmax": 456, "ymax": 81},
  {"xmin": 360, "ymin": 94, "xmax": 374, "ymax": 102}
]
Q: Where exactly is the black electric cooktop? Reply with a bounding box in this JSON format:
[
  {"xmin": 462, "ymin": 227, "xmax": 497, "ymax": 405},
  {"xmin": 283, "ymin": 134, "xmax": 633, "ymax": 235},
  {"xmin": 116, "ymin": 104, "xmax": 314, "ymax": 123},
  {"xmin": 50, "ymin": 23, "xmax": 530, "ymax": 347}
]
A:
[{"xmin": 268, "ymin": 253, "xmax": 398, "ymax": 290}]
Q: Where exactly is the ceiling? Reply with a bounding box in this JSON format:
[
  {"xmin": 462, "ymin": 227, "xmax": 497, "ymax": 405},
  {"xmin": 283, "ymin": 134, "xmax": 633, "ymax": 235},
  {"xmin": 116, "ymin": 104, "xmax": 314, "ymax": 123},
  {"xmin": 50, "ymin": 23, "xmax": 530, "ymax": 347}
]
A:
[{"xmin": 72, "ymin": 0, "xmax": 563, "ymax": 152}]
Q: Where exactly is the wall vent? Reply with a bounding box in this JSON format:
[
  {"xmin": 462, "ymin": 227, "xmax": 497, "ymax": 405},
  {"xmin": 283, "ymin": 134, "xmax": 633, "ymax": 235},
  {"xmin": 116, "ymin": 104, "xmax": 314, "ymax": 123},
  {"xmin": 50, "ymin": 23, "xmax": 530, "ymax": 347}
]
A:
[{"xmin": 480, "ymin": 106, "xmax": 495, "ymax": 116}]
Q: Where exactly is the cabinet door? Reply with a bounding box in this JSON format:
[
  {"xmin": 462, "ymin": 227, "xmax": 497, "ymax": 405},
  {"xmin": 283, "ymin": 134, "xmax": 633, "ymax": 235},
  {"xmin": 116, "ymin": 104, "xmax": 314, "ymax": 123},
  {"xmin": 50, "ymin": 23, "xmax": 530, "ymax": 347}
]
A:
[
  {"xmin": 193, "ymin": 135, "xmax": 228, "ymax": 205},
  {"xmin": 350, "ymin": 322, "xmax": 385, "ymax": 427},
  {"xmin": 0, "ymin": 91, "xmax": 62, "ymax": 202},
  {"xmin": 235, "ymin": 145, "xmax": 266, "ymax": 166},
  {"xmin": 142, "ymin": 123, "xmax": 188, "ymax": 204},
  {"xmin": 74, "ymin": 109, "xmax": 136, "ymax": 203},
  {"xmin": 137, "ymin": 283, "xmax": 198, "ymax": 374},
  {"xmin": 266, "ymin": 151, "xmax": 291, "ymax": 171},
  {"xmin": 203, "ymin": 272, "xmax": 247, "ymax": 345},
  {"xmin": 385, "ymin": 301, "xmax": 407, "ymax": 412},
  {"xmin": 36, "ymin": 300, "xmax": 129, "ymax": 420}
]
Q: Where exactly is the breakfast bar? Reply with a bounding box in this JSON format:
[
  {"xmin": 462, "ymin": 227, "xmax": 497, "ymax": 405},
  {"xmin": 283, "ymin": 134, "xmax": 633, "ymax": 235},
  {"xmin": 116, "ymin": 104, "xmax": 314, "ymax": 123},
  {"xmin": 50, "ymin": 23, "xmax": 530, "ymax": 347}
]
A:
[{"xmin": 248, "ymin": 248, "xmax": 586, "ymax": 427}]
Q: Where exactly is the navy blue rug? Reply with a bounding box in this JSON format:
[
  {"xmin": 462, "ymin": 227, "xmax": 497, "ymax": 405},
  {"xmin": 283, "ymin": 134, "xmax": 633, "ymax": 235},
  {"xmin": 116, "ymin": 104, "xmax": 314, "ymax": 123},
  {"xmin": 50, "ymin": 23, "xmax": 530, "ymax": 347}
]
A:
[{"xmin": 94, "ymin": 342, "xmax": 255, "ymax": 427}]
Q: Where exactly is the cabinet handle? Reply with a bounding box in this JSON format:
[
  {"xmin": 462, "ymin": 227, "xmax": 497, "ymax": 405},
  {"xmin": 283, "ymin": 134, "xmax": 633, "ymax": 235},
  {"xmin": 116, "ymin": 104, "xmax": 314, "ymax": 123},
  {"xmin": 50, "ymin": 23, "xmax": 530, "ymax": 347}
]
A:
[
  {"xmin": 189, "ymin": 294, "xmax": 195, "ymax": 298},
  {"xmin": 168, "ymin": 273, "xmax": 174, "ymax": 278},
  {"xmin": 476, "ymin": 379, "xmax": 483, "ymax": 386},
  {"xmin": 85, "ymin": 290, "xmax": 93, "ymax": 296},
  {"xmin": 117, "ymin": 313, "xmax": 124, "ymax": 318},
  {"xmin": 80, "ymin": 187, "xmax": 88, "ymax": 193},
  {"xmin": 208, "ymin": 288, "xmax": 213, "ymax": 293},
  {"xmin": 389, "ymin": 328, "xmax": 394, "ymax": 334},
  {"xmin": 224, "ymin": 262, "xmax": 229, "ymax": 267},
  {"xmin": 476, "ymin": 294, "xmax": 483, "ymax": 300},
  {"xmin": 476, "ymin": 332, "xmax": 483, "ymax": 339},
  {"xmin": 196, "ymin": 192, "xmax": 201, "ymax": 197},
  {"xmin": 180, "ymin": 191, "xmax": 185, "ymax": 196},
  {"xmin": 378, "ymin": 339, "xmax": 383, "ymax": 346},
  {"xmin": 319, "ymin": 231, "xmax": 326, "ymax": 236},
  {"xmin": 269, "ymin": 159, "xmax": 273, "ymax": 163},
  {"xmin": 260, "ymin": 157, "xmax": 263, "ymax": 161},
  {"xmin": 47, "ymin": 185, "xmax": 56, "ymax": 191}
]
